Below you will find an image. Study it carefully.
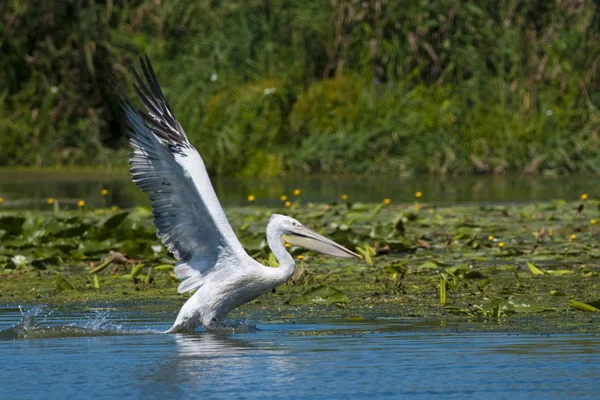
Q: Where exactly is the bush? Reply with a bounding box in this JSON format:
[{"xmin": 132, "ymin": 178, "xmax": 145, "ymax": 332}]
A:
[{"xmin": 1, "ymin": 0, "xmax": 599, "ymax": 175}]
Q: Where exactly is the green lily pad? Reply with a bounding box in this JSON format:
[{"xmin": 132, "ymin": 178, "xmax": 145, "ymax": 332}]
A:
[
  {"xmin": 54, "ymin": 224, "xmax": 89, "ymax": 239},
  {"xmin": 31, "ymin": 256, "xmax": 61, "ymax": 270},
  {"xmin": 415, "ymin": 259, "xmax": 448, "ymax": 270},
  {"xmin": 385, "ymin": 239, "xmax": 415, "ymax": 253},
  {"xmin": 0, "ymin": 216, "xmax": 26, "ymax": 236},
  {"xmin": 102, "ymin": 211, "xmax": 130, "ymax": 230},
  {"xmin": 289, "ymin": 285, "xmax": 349, "ymax": 305},
  {"xmin": 505, "ymin": 299, "xmax": 546, "ymax": 313},
  {"xmin": 240, "ymin": 236, "xmax": 267, "ymax": 251}
]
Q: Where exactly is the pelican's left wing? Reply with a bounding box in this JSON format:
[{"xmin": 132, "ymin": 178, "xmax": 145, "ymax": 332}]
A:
[{"xmin": 115, "ymin": 56, "xmax": 248, "ymax": 292}]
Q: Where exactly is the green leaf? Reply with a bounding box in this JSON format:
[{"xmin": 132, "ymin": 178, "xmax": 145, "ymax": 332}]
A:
[
  {"xmin": 289, "ymin": 285, "xmax": 349, "ymax": 305},
  {"xmin": 240, "ymin": 236, "xmax": 267, "ymax": 251},
  {"xmin": 569, "ymin": 300, "xmax": 600, "ymax": 312},
  {"xmin": 370, "ymin": 224, "xmax": 396, "ymax": 240},
  {"xmin": 439, "ymin": 276, "xmax": 447, "ymax": 305},
  {"xmin": 544, "ymin": 269, "xmax": 575, "ymax": 276},
  {"xmin": 131, "ymin": 263, "xmax": 146, "ymax": 278},
  {"xmin": 384, "ymin": 264, "xmax": 407, "ymax": 275},
  {"xmin": 56, "ymin": 273, "xmax": 77, "ymax": 291},
  {"xmin": 393, "ymin": 218, "xmax": 405, "ymax": 235},
  {"xmin": 102, "ymin": 212, "xmax": 130, "ymax": 230},
  {"xmin": 154, "ymin": 264, "xmax": 175, "ymax": 271},
  {"xmin": 88, "ymin": 258, "xmax": 112, "ymax": 274},
  {"xmin": 416, "ymin": 260, "xmax": 448, "ymax": 270},
  {"xmin": 526, "ymin": 262, "xmax": 545, "ymax": 275},
  {"xmin": 0, "ymin": 216, "xmax": 26, "ymax": 235},
  {"xmin": 505, "ymin": 299, "xmax": 546, "ymax": 313},
  {"xmin": 31, "ymin": 256, "xmax": 61, "ymax": 270},
  {"xmin": 384, "ymin": 239, "xmax": 415, "ymax": 253}
]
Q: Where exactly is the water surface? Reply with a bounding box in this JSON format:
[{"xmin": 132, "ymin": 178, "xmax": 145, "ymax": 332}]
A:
[
  {"xmin": 0, "ymin": 170, "xmax": 597, "ymax": 209},
  {"xmin": 1, "ymin": 306, "xmax": 598, "ymax": 399}
]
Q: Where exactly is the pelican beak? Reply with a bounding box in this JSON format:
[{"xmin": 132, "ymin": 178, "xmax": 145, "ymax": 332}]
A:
[{"xmin": 282, "ymin": 225, "xmax": 362, "ymax": 259}]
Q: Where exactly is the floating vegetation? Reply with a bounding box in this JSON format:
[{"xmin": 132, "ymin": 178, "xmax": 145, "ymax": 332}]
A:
[
  {"xmin": 1, "ymin": 199, "xmax": 600, "ymax": 332},
  {"xmin": 569, "ymin": 300, "xmax": 600, "ymax": 313},
  {"xmin": 289, "ymin": 285, "xmax": 349, "ymax": 306}
]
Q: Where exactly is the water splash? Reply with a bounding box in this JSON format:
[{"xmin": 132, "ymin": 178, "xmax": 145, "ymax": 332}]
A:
[{"xmin": 0, "ymin": 306, "xmax": 161, "ymax": 340}]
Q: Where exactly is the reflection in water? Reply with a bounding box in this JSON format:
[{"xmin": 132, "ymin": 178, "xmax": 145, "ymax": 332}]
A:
[
  {"xmin": 141, "ymin": 332, "xmax": 296, "ymax": 398},
  {"xmin": 1, "ymin": 170, "xmax": 598, "ymax": 209}
]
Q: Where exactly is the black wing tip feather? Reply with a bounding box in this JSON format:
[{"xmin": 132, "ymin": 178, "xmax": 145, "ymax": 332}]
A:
[
  {"xmin": 129, "ymin": 56, "xmax": 190, "ymax": 147},
  {"xmin": 112, "ymin": 54, "xmax": 191, "ymax": 150}
]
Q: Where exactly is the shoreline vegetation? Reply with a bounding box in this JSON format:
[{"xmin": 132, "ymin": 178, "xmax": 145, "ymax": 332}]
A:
[
  {"xmin": 2, "ymin": 199, "xmax": 600, "ymax": 333},
  {"xmin": 2, "ymin": 1, "xmax": 600, "ymax": 176}
]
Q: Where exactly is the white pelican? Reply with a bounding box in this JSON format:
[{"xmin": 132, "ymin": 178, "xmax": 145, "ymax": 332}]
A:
[{"xmin": 115, "ymin": 56, "xmax": 361, "ymax": 333}]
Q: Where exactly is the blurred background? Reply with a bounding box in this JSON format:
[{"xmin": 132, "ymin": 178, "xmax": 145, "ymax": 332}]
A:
[{"xmin": 1, "ymin": 0, "xmax": 599, "ymax": 176}]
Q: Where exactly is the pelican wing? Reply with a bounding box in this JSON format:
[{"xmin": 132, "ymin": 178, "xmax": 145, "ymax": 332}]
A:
[{"xmin": 116, "ymin": 56, "xmax": 247, "ymax": 291}]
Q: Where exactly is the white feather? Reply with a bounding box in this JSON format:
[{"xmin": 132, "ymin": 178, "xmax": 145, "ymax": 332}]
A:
[{"xmin": 116, "ymin": 57, "xmax": 359, "ymax": 334}]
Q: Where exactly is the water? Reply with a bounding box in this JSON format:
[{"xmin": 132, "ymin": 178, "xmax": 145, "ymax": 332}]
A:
[
  {"xmin": 0, "ymin": 170, "xmax": 597, "ymax": 209},
  {"xmin": 2, "ymin": 172, "xmax": 599, "ymax": 398},
  {"xmin": 1, "ymin": 306, "xmax": 599, "ymax": 399}
]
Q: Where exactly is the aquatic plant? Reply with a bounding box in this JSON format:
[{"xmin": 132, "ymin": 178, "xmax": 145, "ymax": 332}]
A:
[{"xmin": 1, "ymin": 197, "xmax": 600, "ymax": 332}]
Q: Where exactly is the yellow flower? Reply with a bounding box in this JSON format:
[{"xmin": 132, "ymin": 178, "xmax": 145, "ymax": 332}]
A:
[
  {"xmin": 591, "ymin": 219, "xmax": 597, "ymax": 225},
  {"xmin": 284, "ymin": 243, "xmax": 291, "ymax": 248},
  {"xmin": 383, "ymin": 198, "xmax": 391, "ymax": 205},
  {"xmin": 285, "ymin": 201, "xmax": 291, "ymax": 207},
  {"xmin": 101, "ymin": 189, "xmax": 108, "ymax": 196},
  {"xmin": 47, "ymin": 198, "xmax": 55, "ymax": 205},
  {"xmin": 488, "ymin": 235, "xmax": 494, "ymax": 241},
  {"xmin": 570, "ymin": 234, "xmax": 577, "ymax": 240},
  {"xmin": 415, "ymin": 191, "xmax": 423, "ymax": 198},
  {"xmin": 297, "ymin": 255, "xmax": 304, "ymax": 260},
  {"xmin": 293, "ymin": 189, "xmax": 301, "ymax": 196},
  {"xmin": 498, "ymin": 242, "xmax": 505, "ymax": 248},
  {"xmin": 0, "ymin": 197, "xmax": 3, "ymax": 203},
  {"xmin": 77, "ymin": 200, "xmax": 85, "ymax": 207},
  {"xmin": 280, "ymin": 195, "xmax": 288, "ymax": 201},
  {"xmin": 581, "ymin": 193, "xmax": 588, "ymax": 200},
  {"xmin": 247, "ymin": 194, "xmax": 256, "ymax": 202},
  {"xmin": 341, "ymin": 194, "xmax": 348, "ymax": 200}
]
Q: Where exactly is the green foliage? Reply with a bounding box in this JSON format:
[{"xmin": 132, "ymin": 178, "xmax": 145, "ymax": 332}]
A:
[
  {"xmin": 3, "ymin": 199, "xmax": 600, "ymax": 323},
  {"xmin": 1, "ymin": 0, "xmax": 600, "ymax": 175}
]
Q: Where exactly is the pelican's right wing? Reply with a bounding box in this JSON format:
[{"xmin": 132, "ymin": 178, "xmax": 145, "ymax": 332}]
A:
[{"xmin": 115, "ymin": 56, "xmax": 248, "ymax": 292}]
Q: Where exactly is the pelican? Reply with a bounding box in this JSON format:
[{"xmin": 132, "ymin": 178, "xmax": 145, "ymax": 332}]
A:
[{"xmin": 115, "ymin": 56, "xmax": 361, "ymax": 333}]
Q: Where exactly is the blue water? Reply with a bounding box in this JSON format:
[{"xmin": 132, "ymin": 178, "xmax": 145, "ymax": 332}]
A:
[{"xmin": 0, "ymin": 307, "xmax": 599, "ymax": 399}]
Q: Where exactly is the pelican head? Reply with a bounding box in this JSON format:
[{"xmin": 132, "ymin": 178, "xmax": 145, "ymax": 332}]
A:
[{"xmin": 269, "ymin": 214, "xmax": 361, "ymax": 259}]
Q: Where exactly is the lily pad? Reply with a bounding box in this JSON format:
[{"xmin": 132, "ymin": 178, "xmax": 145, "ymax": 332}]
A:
[
  {"xmin": 102, "ymin": 212, "xmax": 130, "ymax": 230},
  {"xmin": 0, "ymin": 216, "xmax": 26, "ymax": 236},
  {"xmin": 240, "ymin": 236, "xmax": 267, "ymax": 251},
  {"xmin": 415, "ymin": 260, "xmax": 448, "ymax": 270},
  {"xmin": 289, "ymin": 285, "xmax": 349, "ymax": 305}
]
